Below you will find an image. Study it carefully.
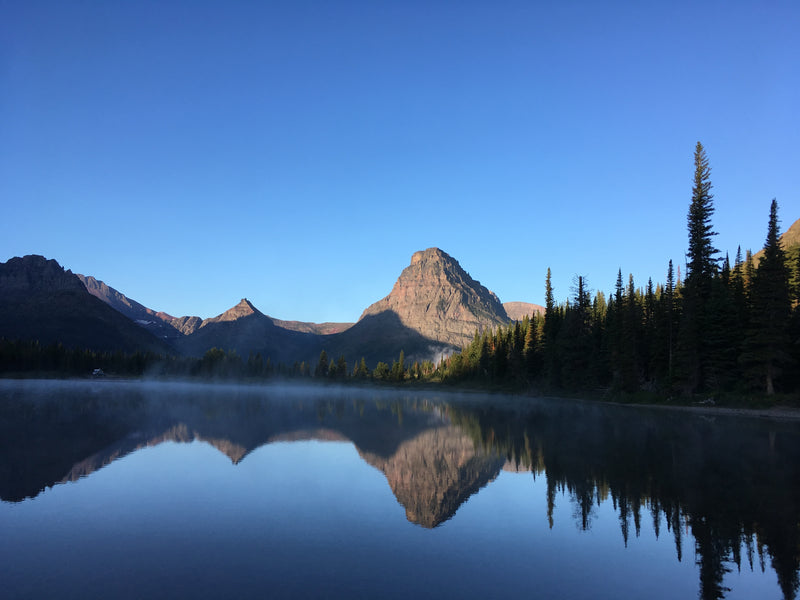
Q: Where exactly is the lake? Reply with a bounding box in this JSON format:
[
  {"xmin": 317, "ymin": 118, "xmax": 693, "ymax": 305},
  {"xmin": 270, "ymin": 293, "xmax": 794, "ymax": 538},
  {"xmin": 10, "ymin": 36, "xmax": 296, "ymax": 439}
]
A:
[{"xmin": 1, "ymin": 379, "xmax": 798, "ymax": 599}]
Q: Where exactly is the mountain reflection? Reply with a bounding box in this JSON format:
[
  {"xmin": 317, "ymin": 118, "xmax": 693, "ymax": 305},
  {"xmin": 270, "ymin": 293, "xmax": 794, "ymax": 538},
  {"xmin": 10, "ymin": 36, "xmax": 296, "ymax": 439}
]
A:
[
  {"xmin": 1, "ymin": 381, "xmax": 799, "ymax": 599},
  {"xmin": 0, "ymin": 382, "xmax": 502, "ymax": 529}
]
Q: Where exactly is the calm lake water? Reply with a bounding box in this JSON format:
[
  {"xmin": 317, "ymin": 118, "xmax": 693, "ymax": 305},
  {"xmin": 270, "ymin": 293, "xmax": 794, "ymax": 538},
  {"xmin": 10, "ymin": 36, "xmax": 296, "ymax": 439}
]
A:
[{"xmin": 1, "ymin": 380, "xmax": 798, "ymax": 599}]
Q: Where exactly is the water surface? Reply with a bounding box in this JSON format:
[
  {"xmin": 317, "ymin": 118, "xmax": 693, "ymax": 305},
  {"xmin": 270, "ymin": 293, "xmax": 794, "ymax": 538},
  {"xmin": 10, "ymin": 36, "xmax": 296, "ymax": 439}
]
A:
[{"xmin": 1, "ymin": 380, "xmax": 798, "ymax": 599}]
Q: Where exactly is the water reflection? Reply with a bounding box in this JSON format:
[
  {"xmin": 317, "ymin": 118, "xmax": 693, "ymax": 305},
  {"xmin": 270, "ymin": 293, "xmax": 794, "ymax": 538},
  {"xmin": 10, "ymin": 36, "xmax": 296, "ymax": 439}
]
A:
[
  {"xmin": 449, "ymin": 401, "xmax": 800, "ymax": 600},
  {"xmin": 1, "ymin": 380, "xmax": 798, "ymax": 599},
  {"xmin": 0, "ymin": 381, "xmax": 502, "ymax": 529}
]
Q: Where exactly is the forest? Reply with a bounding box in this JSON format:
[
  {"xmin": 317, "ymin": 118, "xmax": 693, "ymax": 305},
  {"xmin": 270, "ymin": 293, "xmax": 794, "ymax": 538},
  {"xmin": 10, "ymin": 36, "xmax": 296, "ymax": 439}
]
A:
[{"xmin": 433, "ymin": 143, "xmax": 800, "ymax": 400}]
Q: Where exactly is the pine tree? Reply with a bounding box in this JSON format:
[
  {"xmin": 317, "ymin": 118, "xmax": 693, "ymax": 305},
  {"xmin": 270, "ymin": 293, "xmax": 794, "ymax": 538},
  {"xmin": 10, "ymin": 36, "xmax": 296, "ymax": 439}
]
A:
[
  {"xmin": 335, "ymin": 355, "xmax": 347, "ymax": 380},
  {"xmin": 542, "ymin": 268, "xmax": 560, "ymax": 387},
  {"xmin": 677, "ymin": 142, "xmax": 719, "ymax": 393},
  {"xmin": 665, "ymin": 260, "xmax": 677, "ymax": 381},
  {"xmin": 314, "ymin": 350, "xmax": 329, "ymax": 378},
  {"xmin": 741, "ymin": 200, "xmax": 793, "ymax": 394},
  {"xmin": 524, "ymin": 314, "xmax": 540, "ymax": 379},
  {"xmin": 391, "ymin": 350, "xmax": 405, "ymax": 381}
]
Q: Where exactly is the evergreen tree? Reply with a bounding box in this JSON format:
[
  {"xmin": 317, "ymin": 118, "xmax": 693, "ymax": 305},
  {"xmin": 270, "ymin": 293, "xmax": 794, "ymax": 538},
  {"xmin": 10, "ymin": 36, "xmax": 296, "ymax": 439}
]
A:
[
  {"xmin": 315, "ymin": 350, "xmax": 329, "ymax": 378},
  {"xmin": 335, "ymin": 355, "xmax": 347, "ymax": 380},
  {"xmin": 391, "ymin": 350, "xmax": 405, "ymax": 381},
  {"xmin": 373, "ymin": 361, "xmax": 390, "ymax": 380},
  {"xmin": 741, "ymin": 200, "xmax": 793, "ymax": 394},
  {"xmin": 524, "ymin": 314, "xmax": 540, "ymax": 379},
  {"xmin": 663, "ymin": 260, "xmax": 677, "ymax": 382},
  {"xmin": 542, "ymin": 268, "xmax": 561, "ymax": 388},
  {"xmin": 677, "ymin": 142, "xmax": 719, "ymax": 393},
  {"xmin": 356, "ymin": 357, "xmax": 369, "ymax": 379},
  {"xmin": 557, "ymin": 275, "xmax": 594, "ymax": 389}
]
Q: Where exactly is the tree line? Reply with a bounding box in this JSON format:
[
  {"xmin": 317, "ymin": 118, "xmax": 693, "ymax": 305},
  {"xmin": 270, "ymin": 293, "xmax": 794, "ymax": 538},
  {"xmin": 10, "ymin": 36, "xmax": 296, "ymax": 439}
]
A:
[{"xmin": 436, "ymin": 143, "xmax": 800, "ymax": 398}]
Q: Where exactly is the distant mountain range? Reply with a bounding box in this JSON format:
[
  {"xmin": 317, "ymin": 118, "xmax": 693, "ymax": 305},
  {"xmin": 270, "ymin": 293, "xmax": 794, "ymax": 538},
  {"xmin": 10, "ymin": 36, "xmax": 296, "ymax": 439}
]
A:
[
  {"xmin": 0, "ymin": 247, "xmax": 545, "ymax": 366},
  {"xmin": 7, "ymin": 217, "xmax": 794, "ymax": 367}
]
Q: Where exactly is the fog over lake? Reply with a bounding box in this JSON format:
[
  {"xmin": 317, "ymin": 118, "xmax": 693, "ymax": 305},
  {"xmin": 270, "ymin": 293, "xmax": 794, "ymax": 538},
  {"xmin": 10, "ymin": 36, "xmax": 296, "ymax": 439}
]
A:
[{"xmin": 1, "ymin": 380, "xmax": 798, "ymax": 599}]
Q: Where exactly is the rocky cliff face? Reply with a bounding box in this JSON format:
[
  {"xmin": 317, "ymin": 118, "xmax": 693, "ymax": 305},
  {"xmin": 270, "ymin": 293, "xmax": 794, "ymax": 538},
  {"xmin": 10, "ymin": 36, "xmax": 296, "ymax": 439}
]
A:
[
  {"xmin": 168, "ymin": 315, "xmax": 202, "ymax": 335},
  {"xmin": 0, "ymin": 255, "xmax": 86, "ymax": 295},
  {"xmin": 358, "ymin": 248, "xmax": 509, "ymax": 350}
]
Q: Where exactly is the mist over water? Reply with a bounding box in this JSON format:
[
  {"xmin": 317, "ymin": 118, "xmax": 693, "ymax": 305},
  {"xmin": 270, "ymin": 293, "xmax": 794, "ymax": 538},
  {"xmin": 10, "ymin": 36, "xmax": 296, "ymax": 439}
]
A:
[{"xmin": 1, "ymin": 379, "xmax": 797, "ymax": 599}]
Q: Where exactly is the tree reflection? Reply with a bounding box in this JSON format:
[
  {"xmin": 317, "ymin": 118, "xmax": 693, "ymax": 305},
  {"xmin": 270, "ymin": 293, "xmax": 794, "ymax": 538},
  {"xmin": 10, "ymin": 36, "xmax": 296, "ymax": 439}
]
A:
[{"xmin": 448, "ymin": 401, "xmax": 800, "ymax": 600}]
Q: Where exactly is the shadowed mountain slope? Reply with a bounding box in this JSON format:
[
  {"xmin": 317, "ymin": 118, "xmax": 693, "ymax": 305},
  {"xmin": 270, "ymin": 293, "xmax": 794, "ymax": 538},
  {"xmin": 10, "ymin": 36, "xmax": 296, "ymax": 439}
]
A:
[
  {"xmin": 321, "ymin": 310, "xmax": 454, "ymax": 366},
  {"xmin": 76, "ymin": 274, "xmax": 190, "ymax": 342},
  {"xmin": 77, "ymin": 274, "xmax": 350, "ymax": 346},
  {"xmin": 0, "ymin": 256, "xmax": 172, "ymax": 354},
  {"xmin": 174, "ymin": 299, "xmax": 321, "ymax": 363}
]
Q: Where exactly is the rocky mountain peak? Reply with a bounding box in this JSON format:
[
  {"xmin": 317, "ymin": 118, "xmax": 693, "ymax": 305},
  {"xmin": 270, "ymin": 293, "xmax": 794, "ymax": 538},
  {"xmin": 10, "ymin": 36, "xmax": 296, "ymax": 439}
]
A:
[
  {"xmin": 409, "ymin": 247, "xmax": 449, "ymax": 266},
  {"xmin": 200, "ymin": 298, "xmax": 263, "ymax": 327},
  {"xmin": 358, "ymin": 248, "xmax": 509, "ymax": 350},
  {"xmin": 0, "ymin": 255, "xmax": 85, "ymax": 295}
]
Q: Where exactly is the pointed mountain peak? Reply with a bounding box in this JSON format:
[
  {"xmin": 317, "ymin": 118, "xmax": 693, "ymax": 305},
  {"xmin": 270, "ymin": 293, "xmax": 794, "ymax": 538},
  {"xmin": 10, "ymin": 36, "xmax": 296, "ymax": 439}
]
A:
[
  {"xmin": 410, "ymin": 247, "xmax": 452, "ymax": 265},
  {"xmin": 358, "ymin": 248, "xmax": 508, "ymax": 349},
  {"xmin": 235, "ymin": 298, "xmax": 258, "ymax": 312},
  {"xmin": 202, "ymin": 298, "xmax": 263, "ymax": 326}
]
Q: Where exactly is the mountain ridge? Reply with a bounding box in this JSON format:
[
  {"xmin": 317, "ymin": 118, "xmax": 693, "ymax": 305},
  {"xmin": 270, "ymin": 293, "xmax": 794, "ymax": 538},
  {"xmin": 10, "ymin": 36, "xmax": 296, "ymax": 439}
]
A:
[{"xmin": 0, "ymin": 255, "xmax": 172, "ymax": 354}]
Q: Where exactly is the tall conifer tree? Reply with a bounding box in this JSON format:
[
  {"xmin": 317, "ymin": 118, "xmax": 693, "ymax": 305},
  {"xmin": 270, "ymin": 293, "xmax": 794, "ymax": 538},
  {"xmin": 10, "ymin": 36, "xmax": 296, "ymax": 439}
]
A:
[
  {"xmin": 677, "ymin": 142, "xmax": 719, "ymax": 392},
  {"xmin": 741, "ymin": 199, "xmax": 792, "ymax": 394}
]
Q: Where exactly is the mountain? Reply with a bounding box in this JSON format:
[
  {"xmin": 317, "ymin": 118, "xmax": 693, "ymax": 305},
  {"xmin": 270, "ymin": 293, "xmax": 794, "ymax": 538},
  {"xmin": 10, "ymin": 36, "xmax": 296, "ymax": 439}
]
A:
[
  {"xmin": 77, "ymin": 273, "xmax": 350, "ymax": 343},
  {"xmin": 0, "ymin": 255, "xmax": 172, "ymax": 354},
  {"xmin": 503, "ymin": 301, "xmax": 545, "ymax": 321},
  {"xmin": 171, "ymin": 248, "xmax": 510, "ymax": 367},
  {"xmin": 3, "ymin": 248, "xmax": 511, "ymax": 366},
  {"xmin": 174, "ymin": 298, "xmax": 321, "ymax": 362},
  {"xmin": 353, "ymin": 248, "xmax": 509, "ymax": 352},
  {"xmin": 271, "ymin": 318, "xmax": 353, "ymax": 335},
  {"xmin": 76, "ymin": 274, "xmax": 191, "ymax": 342}
]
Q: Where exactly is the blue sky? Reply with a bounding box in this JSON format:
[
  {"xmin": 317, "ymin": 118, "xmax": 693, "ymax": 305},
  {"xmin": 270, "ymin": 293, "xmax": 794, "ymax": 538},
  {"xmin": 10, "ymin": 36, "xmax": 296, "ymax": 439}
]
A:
[{"xmin": 2, "ymin": 1, "xmax": 799, "ymax": 322}]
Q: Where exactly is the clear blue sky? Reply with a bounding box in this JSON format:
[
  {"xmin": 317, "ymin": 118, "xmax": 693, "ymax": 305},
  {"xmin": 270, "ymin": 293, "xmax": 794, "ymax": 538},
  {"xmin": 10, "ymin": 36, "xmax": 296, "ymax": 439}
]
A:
[{"xmin": 2, "ymin": 1, "xmax": 799, "ymax": 322}]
